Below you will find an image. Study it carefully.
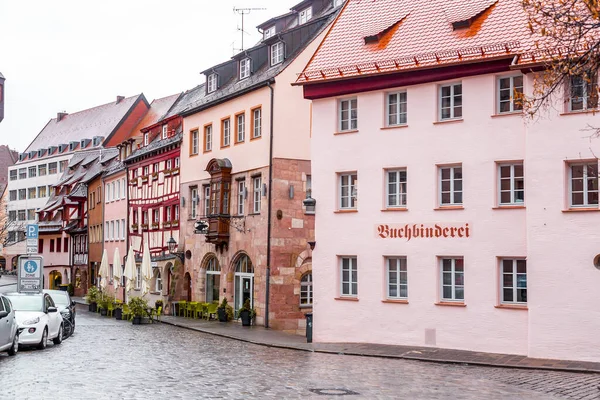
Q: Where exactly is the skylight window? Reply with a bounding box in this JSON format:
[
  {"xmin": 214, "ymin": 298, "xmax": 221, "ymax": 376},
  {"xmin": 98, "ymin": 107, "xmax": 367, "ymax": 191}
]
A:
[
  {"xmin": 240, "ymin": 58, "xmax": 251, "ymax": 80},
  {"xmin": 207, "ymin": 73, "xmax": 218, "ymax": 93},
  {"xmin": 263, "ymin": 26, "xmax": 275, "ymax": 40},
  {"xmin": 299, "ymin": 7, "xmax": 312, "ymax": 25}
]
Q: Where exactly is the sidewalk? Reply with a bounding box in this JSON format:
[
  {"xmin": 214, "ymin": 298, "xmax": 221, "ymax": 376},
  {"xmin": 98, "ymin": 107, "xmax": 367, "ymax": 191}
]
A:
[
  {"xmin": 74, "ymin": 298, "xmax": 600, "ymax": 374},
  {"xmin": 157, "ymin": 314, "xmax": 600, "ymax": 374}
]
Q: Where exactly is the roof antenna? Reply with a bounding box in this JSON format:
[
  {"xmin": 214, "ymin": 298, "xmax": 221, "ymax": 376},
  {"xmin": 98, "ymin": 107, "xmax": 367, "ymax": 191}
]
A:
[{"xmin": 233, "ymin": 6, "xmax": 266, "ymax": 52}]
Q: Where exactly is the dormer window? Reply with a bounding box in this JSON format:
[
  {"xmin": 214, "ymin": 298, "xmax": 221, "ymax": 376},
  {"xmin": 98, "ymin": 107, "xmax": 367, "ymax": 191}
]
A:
[
  {"xmin": 299, "ymin": 6, "xmax": 312, "ymax": 24},
  {"xmin": 333, "ymin": 0, "xmax": 344, "ymax": 7},
  {"xmin": 207, "ymin": 73, "xmax": 218, "ymax": 93},
  {"xmin": 263, "ymin": 26, "xmax": 275, "ymax": 39},
  {"xmin": 144, "ymin": 132, "xmax": 149, "ymax": 146},
  {"xmin": 240, "ymin": 58, "xmax": 251, "ymax": 80},
  {"xmin": 271, "ymin": 42, "xmax": 285, "ymax": 66},
  {"xmin": 162, "ymin": 125, "xmax": 168, "ymax": 139}
]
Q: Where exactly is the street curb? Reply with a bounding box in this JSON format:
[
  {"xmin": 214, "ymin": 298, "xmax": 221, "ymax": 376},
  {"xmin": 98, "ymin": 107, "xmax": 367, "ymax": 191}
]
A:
[{"xmin": 157, "ymin": 318, "xmax": 600, "ymax": 374}]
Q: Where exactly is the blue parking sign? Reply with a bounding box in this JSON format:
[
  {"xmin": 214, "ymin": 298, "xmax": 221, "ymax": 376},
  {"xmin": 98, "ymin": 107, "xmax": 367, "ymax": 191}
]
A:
[{"xmin": 26, "ymin": 224, "xmax": 38, "ymax": 239}]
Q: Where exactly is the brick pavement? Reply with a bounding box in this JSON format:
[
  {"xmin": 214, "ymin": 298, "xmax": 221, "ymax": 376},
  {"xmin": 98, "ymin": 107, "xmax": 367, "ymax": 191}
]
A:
[{"xmin": 156, "ymin": 314, "xmax": 600, "ymax": 374}]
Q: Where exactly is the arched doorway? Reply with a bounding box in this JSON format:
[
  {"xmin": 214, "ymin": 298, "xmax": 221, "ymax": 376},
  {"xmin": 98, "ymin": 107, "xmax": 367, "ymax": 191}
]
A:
[
  {"xmin": 184, "ymin": 272, "xmax": 192, "ymax": 301},
  {"xmin": 0, "ymin": 256, "xmax": 6, "ymax": 271},
  {"xmin": 234, "ymin": 254, "xmax": 253, "ymax": 313},
  {"xmin": 49, "ymin": 270, "xmax": 62, "ymax": 290},
  {"xmin": 205, "ymin": 256, "xmax": 220, "ymax": 303}
]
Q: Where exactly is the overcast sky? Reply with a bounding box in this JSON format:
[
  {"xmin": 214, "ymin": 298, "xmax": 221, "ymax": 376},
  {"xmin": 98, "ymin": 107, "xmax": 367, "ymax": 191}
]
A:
[{"xmin": 0, "ymin": 0, "xmax": 294, "ymax": 152}]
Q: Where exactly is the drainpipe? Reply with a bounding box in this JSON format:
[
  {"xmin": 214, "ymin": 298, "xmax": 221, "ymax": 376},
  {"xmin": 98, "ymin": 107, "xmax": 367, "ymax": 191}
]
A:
[{"xmin": 265, "ymin": 80, "xmax": 275, "ymax": 329}]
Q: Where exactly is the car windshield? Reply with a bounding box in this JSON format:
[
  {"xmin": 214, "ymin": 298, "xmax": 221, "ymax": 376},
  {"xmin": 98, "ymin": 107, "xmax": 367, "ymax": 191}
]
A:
[
  {"xmin": 5, "ymin": 295, "xmax": 43, "ymax": 311},
  {"xmin": 49, "ymin": 293, "xmax": 69, "ymax": 306}
]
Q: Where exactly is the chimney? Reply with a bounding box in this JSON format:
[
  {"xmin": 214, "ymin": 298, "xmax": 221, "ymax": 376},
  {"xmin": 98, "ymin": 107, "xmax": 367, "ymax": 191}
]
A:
[
  {"xmin": 116, "ymin": 96, "xmax": 125, "ymax": 104},
  {"xmin": 57, "ymin": 112, "xmax": 68, "ymax": 122}
]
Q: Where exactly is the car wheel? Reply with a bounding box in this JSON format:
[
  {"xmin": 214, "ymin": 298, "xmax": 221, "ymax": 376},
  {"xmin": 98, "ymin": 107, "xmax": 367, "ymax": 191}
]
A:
[
  {"xmin": 7, "ymin": 333, "xmax": 18, "ymax": 356},
  {"xmin": 37, "ymin": 328, "xmax": 48, "ymax": 350},
  {"xmin": 53, "ymin": 325, "xmax": 63, "ymax": 345}
]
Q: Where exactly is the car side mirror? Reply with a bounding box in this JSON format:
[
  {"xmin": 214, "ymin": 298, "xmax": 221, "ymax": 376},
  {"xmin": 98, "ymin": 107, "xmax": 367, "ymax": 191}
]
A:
[
  {"xmin": 0, "ymin": 310, "xmax": 7, "ymax": 319},
  {"xmin": 47, "ymin": 307, "xmax": 58, "ymax": 313}
]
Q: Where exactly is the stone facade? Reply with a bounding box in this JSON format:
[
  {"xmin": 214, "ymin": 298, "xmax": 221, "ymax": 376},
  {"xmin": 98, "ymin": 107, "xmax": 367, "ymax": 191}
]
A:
[{"xmin": 179, "ymin": 158, "xmax": 314, "ymax": 334}]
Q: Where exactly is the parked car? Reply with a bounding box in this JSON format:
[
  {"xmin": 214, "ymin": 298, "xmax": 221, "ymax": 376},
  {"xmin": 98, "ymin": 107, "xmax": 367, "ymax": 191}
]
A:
[
  {"xmin": 43, "ymin": 289, "xmax": 76, "ymax": 336},
  {"xmin": 0, "ymin": 294, "xmax": 19, "ymax": 356},
  {"xmin": 4, "ymin": 292, "xmax": 63, "ymax": 350}
]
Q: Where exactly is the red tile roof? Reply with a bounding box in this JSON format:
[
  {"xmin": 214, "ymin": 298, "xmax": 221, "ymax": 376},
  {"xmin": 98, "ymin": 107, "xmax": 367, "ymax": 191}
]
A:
[
  {"xmin": 296, "ymin": 0, "xmax": 536, "ymax": 83},
  {"xmin": 128, "ymin": 93, "xmax": 181, "ymax": 139}
]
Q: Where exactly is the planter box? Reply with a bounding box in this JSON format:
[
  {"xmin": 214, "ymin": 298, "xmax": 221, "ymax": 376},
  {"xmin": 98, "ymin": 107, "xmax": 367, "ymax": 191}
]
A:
[
  {"xmin": 100, "ymin": 308, "xmax": 107, "ymax": 316},
  {"xmin": 240, "ymin": 310, "xmax": 252, "ymax": 326},
  {"xmin": 132, "ymin": 316, "xmax": 142, "ymax": 325},
  {"xmin": 114, "ymin": 308, "xmax": 123, "ymax": 320},
  {"xmin": 218, "ymin": 308, "xmax": 228, "ymax": 322}
]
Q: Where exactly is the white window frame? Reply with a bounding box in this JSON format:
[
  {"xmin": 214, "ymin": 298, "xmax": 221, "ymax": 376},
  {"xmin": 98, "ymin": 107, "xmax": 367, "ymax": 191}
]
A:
[
  {"xmin": 253, "ymin": 108, "xmax": 261, "ymax": 138},
  {"xmin": 439, "ymin": 165, "xmax": 463, "ymax": 206},
  {"xmin": 271, "ymin": 42, "xmax": 284, "ymax": 66},
  {"xmin": 191, "ymin": 187, "xmax": 198, "ymax": 219},
  {"xmin": 439, "ymin": 82, "xmax": 462, "ymax": 120},
  {"xmin": 500, "ymin": 259, "xmax": 527, "ymax": 304},
  {"xmin": 497, "ymin": 75, "xmax": 524, "ymax": 114},
  {"xmin": 144, "ymin": 132, "xmax": 149, "ymax": 146},
  {"xmin": 122, "ymin": 179, "xmax": 126, "ymax": 199},
  {"xmin": 191, "ymin": 130, "xmax": 199, "ymax": 155},
  {"xmin": 204, "ymin": 125, "xmax": 212, "ymax": 152},
  {"xmin": 207, "ymin": 74, "xmax": 218, "ymax": 93},
  {"xmin": 115, "ymin": 180, "xmax": 120, "ymax": 200},
  {"xmin": 162, "ymin": 125, "xmax": 168, "ymax": 139},
  {"xmin": 299, "ymin": 6, "xmax": 312, "ymax": 24},
  {"xmin": 222, "ymin": 118, "xmax": 230, "ymax": 147},
  {"xmin": 440, "ymin": 258, "xmax": 464, "ymax": 302},
  {"xmin": 121, "ymin": 218, "xmax": 125, "ymax": 239},
  {"xmin": 204, "ymin": 186, "xmax": 210, "ymax": 217},
  {"xmin": 263, "ymin": 25, "xmax": 275, "ymax": 39},
  {"xmin": 115, "ymin": 220, "xmax": 120, "ymax": 240},
  {"xmin": 238, "ymin": 180, "xmax": 245, "ymax": 215},
  {"xmin": 386, "ymin": 257, "xmax": 408, "ymax": 299},
  {"xmin": 106, "ymin": 184, "xmax": 110, "ymax": 202},
  {"xmin": 333, "ymin": 0, "xmax": 344, "ymax": 7},
  {"xmin": 569, "ymin": 73, "xmax": 598, "ymax": 112},
  {"xmin": 105, "ymin": 222, "xmax": 109, "ymax": 241},
  {"xmin": 155, "ymin": 270, "xmax": 162, "ymax": 293},
  {"xmin": 253, "ymin": 176, "xmax": 262, "ymax": 213},
  {"xmin": 339, "ymin": 173, "xmax": 357, "ymax": 210},
  {"xmin": 569, "ymin": 162, "xmax": 599, "ymax": 208},
  {"xmin": 498, "ymin": 163, "xmax": 524, "ymax": 206},
  {"xmin": 340, "ymin": 256, "xmax": 358, "ymax": 297},
  {"xmin": 338, "ymin": 98, "xmax": 358, "ymax": 131},
  {"xmin": 236, "ymin": 114, "xmax": 245, "ymax": 142},
  {"xmin": 300, "ymin": 273, "xmax": 313, "ymax": 306},
  {"xmin": 386, "ymin": 91, "xmax": 407, "ymax": 126},
  {"xmin": 385, "ymin": 169, "xmax": 407, "ymax": 208},
  {"xmin": 110, "ymin": 221, "xmax": 115, "ymax": 241},
  {"xmin": 240, "ymin": 58, "xmax": 251, "ymax": 80}
]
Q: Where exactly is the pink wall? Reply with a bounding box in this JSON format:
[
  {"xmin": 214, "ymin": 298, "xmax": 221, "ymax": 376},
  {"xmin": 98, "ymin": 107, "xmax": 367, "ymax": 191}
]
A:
[
  {"xmin": 104, "ymin": 171, "xmax": 127, "ymax": 299},
  {"xmin": 310, "ymin": 71, "xmax": 600, "ymax": 361}
]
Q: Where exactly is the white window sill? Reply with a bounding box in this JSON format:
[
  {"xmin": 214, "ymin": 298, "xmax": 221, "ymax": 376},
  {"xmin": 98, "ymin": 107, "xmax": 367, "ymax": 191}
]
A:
[{"xmin": 433, "ymin": 118, "xmax": 463, "ymax": 125}]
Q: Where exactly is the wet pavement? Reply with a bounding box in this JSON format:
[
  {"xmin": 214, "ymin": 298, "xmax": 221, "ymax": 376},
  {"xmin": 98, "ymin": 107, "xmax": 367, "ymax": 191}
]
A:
[{"xmin": 1, "ymin": 308, "xmax": 599, "ymax": 399}]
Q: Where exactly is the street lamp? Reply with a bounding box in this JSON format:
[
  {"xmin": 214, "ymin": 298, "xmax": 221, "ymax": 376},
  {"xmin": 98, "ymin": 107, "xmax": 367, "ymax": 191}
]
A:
[{"xmin": 167, "ymin": 237, "xmax": 185, "ymax": 263}]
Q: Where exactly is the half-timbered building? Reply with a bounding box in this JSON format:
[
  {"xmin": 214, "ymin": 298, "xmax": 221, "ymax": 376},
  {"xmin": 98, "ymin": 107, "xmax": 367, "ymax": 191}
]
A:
[{"xmin": 123, "ymin": 94, "xmax": 181, "ymax": 308}]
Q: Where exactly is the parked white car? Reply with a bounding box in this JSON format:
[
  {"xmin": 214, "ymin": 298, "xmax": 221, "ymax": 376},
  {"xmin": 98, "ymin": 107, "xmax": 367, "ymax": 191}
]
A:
[
  {"xmin": 0, "ymin": 294, "xmax": 19, "ymax": 355},
  {"xmin": 4, "ymin": 292, "xmax": 63, "ymax": 349}
]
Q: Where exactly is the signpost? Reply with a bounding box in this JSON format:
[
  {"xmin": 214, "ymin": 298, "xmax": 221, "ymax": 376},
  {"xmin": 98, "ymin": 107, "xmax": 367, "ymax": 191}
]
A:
[
  {"xmin": 26, "ymin": 224, "xmax": 39, "ymax": 254},
  {"xmin": 17, "ymin": 255, "xmax": 43, "ymax": 293}
]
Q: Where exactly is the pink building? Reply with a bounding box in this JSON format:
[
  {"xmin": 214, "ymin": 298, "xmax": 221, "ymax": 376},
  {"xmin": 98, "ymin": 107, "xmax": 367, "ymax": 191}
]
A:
[{"xmin": 296, "ymin": 0, "xmax": 600, "ymax": 362}]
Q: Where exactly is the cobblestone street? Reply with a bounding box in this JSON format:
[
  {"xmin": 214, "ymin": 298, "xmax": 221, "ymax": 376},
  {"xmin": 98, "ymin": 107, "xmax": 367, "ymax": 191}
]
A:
[{"xmin": 0, "ymin": 306, "xmax": 598, "ymax": 399}]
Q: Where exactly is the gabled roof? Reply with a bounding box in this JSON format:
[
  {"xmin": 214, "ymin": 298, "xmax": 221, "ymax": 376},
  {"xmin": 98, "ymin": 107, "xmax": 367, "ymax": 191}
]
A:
[
  {"xmin": 25, "ymin": 94, "xmax": 147, "ymax": 153},
  {"xmin": 296, "ymin": 0, "xmax": 536, "ymax": 84},
  {"xmin": 132, "ymin": 93, "xmax": 181, "ymax": 135},
  {"xmin": 125, "ymin": 132, "xmax": 183, "ymax": 164}
]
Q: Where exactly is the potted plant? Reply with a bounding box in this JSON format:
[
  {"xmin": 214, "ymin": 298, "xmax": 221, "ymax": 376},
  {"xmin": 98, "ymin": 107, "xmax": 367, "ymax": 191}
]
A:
[
  {"xmin": 141, "ymin": 223, "xmax": 149, "ymax": 230},
  {"xmin": 131, "ymin": 223, "xmax": 139, "ymax": 231},
  {"xmin": 217, "ymin": 297, "xmax": 234, "ymax": 322},
  {"xmin": 151, "ymin": 222, "xmax": 159, "ymax": 229},
  {"xmin": 129, "ymin": 296, "xmax": 149, "ymax": 325},
  {"xmin": 67, "ymin": 283, "xmax": 74, "ymax": 296},
  {"xmin": 114, "ymin": 299, "xmax": 123, "ymax": 320},
  {"xmin": 151, "ymin": 172, "xmax": 158, "ymax": 179},
  {"xmin": 85, "ymin": 286, "xmax": 99, "ymax": 312},
  {"xmin": 155, "ymin": 300, "xmax": 163, "ymax": 311},
  {"xmin": 98, "ymin": 292, "xmax": 110, "ymax": 316},
  {"xmin": 238, "ymin": 299, "xmax": 256, "ymax": 327}
]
